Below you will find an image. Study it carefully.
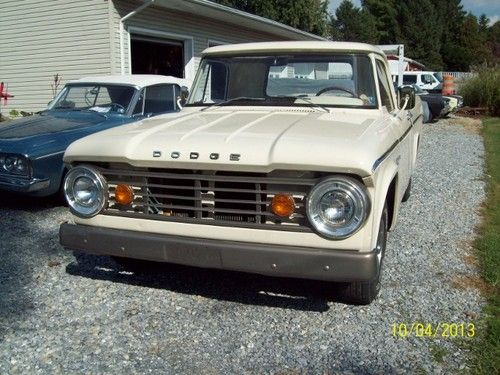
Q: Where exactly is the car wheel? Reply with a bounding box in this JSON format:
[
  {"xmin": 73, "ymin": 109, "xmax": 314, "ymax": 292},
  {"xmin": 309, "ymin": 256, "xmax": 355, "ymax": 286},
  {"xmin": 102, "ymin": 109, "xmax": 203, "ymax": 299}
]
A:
[
  {"xmin": 338, "ymin": 203, "xmax": 388, "ymax": 305},
  {"xmin": 55, "ymin": 170, "xmax": 68, "ymax": 205},
  {"xmin": 402, "ymin": 178, "xmax": 412, "ymax": 202}
]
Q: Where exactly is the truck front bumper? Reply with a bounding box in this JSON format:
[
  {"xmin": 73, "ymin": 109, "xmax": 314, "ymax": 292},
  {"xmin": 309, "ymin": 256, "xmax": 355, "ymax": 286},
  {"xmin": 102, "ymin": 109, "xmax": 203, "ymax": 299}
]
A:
[{"xmin": 59, "ymin": 223, "xmax": 379, "ymax": 282}]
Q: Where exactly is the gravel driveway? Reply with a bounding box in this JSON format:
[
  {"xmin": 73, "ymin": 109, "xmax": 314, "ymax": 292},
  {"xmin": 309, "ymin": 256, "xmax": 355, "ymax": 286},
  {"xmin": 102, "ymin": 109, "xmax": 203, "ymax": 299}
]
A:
[{"xmin": 0, "ymin": 118, "xmax": 486, "ymax": 374}]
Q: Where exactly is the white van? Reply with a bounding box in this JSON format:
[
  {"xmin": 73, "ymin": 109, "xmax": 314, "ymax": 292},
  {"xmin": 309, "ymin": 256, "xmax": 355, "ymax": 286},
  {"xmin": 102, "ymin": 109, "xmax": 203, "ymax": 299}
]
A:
[{"xmin": 391, "ymin": 71, "xmax": 442, "ymax": 92}]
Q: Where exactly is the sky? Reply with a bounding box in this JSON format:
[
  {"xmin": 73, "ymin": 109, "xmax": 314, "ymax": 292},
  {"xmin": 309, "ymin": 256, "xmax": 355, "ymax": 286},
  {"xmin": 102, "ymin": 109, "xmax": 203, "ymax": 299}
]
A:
[{"xmin": 327, "ymin": 0, "xmax": 500, "ymax": 26}]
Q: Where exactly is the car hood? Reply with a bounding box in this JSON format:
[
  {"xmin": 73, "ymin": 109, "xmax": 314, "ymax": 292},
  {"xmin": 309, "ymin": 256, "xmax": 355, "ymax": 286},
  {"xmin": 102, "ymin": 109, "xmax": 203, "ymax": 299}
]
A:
[
  {"xmin": 65, "ymin": 107, "xmax": 399, "ymax": 176},
  {"xmin": 0, "ymin": 111, "xmax": 106, "ymax": 139}
]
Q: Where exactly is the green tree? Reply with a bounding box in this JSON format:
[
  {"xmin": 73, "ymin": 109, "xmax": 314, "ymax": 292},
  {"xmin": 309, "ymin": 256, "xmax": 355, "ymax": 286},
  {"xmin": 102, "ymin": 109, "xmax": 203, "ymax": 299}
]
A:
[
  {"xmin": 331, "ymin": 0, "xmax": 379, "ymax": 44},
  {"xmin": 396, "ymin": 0, "xmax": 444, "ymax": 69},
  {"xmin": 431, "ymin": 0, "xmax": 466, "ymax": 70},
  {"xmin": 431, "ymin": 0, "xmax": 492, "ymax": 70},
  {"xmin": 479, "ymin": 14, "xmax": 490, "ymax": 33},
  {"xmin": 460, "ymin": 14, "xmax": 493, "ymax": 67},
  {"xmin": 489, "ymin": 21, "xmax": 500, "ymax": 43},
  {"xmin": 210, "ymin": 0, "xmax": 330, "ymax": 37},
  {"xmin": 488, "ymin": 20, "xmax": 500, "ymax": 63},
  {"xmin": 361, "ymin": 0, "xmax": 399, "ymax": 43}
]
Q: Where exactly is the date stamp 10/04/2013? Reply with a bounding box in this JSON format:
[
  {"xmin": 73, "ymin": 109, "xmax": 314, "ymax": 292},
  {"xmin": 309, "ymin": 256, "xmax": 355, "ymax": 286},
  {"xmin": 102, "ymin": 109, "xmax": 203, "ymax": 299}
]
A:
[{"xmin": 392, "ymin": 323, "xmax": 475, "ymax": 338}]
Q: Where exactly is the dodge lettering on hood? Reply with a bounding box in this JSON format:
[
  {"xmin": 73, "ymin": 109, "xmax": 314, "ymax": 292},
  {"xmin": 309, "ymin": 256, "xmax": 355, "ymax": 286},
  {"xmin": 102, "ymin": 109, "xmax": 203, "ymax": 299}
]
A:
[{"xmin": 59, "ymin": 42, "xmax": 423, "ymax": 304}]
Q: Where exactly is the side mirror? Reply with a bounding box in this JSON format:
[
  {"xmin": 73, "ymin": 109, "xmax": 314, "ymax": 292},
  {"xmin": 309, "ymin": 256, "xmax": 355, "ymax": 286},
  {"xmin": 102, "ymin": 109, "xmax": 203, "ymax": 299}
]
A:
[
  {"xmin": 176, "ymin": 86, "xmax": 189, "ymax": 110},
  {"xmin": 180, "ymin": 86, "xmax": 189, "ymax": 105},
  {"xmin": 398, "ymin": 85, "xmax": 416, "ymax": 110}
]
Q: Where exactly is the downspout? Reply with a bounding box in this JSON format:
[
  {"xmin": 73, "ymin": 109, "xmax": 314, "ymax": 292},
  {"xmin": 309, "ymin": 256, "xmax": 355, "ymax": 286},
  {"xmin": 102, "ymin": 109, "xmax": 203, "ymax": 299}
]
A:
[{"xmin": 119, "ymin": 0, "xmax": 155, "ymax": 75}]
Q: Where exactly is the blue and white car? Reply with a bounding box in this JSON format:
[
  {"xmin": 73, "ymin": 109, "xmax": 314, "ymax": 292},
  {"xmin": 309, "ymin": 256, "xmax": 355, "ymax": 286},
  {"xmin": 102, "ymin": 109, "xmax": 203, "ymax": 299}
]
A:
[{"xmin": 0, "ymin": 75, "xmax": 188, "ymax": 196}]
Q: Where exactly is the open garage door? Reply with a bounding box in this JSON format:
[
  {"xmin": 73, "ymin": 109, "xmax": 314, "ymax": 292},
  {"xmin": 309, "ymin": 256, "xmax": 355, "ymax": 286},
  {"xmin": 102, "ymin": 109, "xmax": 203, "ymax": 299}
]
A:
[{"xmin": 131, "ymin": 35, "xmax": 184, "ymax": 78}]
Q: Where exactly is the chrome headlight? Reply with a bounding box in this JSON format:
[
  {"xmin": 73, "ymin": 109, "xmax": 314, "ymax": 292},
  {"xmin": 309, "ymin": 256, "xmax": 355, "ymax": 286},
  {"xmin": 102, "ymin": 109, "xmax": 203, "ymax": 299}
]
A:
[
  {"xmin": 0, "ymin": 153, "xmax": 31, "ymax": 177},
  {"xmin": 64, "ymin": 166, "xmax": 107, "ymax": 218},
  {"xmin": 306, "ymin": 177, "xmax": 370, "ymax": 239}
]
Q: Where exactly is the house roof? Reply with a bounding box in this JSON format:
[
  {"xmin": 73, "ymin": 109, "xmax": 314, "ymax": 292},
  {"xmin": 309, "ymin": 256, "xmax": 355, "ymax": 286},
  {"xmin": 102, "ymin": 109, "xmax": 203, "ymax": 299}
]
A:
[
  {"xmin": 69, "ymin": 75, "xmax": 189, "ymax": 88},
  {"xmin": 150, "ymin": 0, "xmax": 325, "ymax": 41},
  {"xmin": 386, "ymin": 55, "xmax": 426, "ymax": 70},
  {"xmin": 202, "ymin": 41, "xmax": 386, "ymax": 57}
]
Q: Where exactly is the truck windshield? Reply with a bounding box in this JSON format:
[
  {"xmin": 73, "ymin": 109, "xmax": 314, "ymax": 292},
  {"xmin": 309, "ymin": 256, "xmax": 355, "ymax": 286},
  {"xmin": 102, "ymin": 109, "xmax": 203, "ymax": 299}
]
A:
[{"xmin": 187, "ymin": 54, "xmax": 378, "ymax": 109}]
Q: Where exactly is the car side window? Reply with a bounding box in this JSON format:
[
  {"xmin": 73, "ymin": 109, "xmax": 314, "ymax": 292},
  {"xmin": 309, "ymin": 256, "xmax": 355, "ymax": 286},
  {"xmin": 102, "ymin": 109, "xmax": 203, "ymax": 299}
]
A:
[
  {"xmin": 376, "ymin": 60, "xmax": 394, "ymax": 112},
  {"xmin": 403, "ymin": 75, "xmax": 417, "ymax": 84},
  {"xmin": 422, "ymin": 74, "xmax": 434, "ymax": 84},
  {"xmin": 143, "ymin": 84, "xmax": 178, "ymax": 116}
]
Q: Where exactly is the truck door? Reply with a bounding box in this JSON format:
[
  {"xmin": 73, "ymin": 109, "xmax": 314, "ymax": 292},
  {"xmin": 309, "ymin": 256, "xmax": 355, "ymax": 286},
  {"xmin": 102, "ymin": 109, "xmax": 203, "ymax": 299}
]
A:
[
  {"xmin": 420, "ymin": 73, "xmax": 439, "ymax": 91},
  {"xmin": 376, "ymin": 60, "xmax": 412, "ymax": 193}
]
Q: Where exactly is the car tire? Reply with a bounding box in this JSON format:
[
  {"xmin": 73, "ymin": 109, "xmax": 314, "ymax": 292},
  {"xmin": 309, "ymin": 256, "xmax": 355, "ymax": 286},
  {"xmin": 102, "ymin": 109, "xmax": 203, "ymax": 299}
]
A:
[
  {"xmin": 402, "ymin": 178, "xmax": 412, "ymax": 202},
  {"xmin": 55, "ymin": 169, "xmax": 68, "ymax": 205},
  {"xmin": 337, "ymin": 203, "xmax": 388, "ymax": 305}
]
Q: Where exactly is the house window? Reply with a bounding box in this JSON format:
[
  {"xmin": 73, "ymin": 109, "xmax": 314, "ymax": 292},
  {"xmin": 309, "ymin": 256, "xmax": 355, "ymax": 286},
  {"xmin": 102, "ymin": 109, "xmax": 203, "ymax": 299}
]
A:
[{"xmin": 131, "ymin": 35, "xmax": 184, "ymax": 78}]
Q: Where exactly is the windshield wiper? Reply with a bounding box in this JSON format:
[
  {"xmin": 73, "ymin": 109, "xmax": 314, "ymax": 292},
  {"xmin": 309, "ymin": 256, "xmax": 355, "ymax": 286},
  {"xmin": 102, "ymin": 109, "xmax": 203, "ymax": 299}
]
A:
[
  {"xmin": 294, "ymin": 97, "xmax": 330, "ymax": 113},
  {"xmin": 69, "ymin": 108, "xmax": 107, "ymax": 118},
  {"xmin": 273, "ymin": 96, "xmax": 330, "ymax": 113},
  {"xmin": 200, "ymin": 97, "xmax": 265, "ymax": 111}
]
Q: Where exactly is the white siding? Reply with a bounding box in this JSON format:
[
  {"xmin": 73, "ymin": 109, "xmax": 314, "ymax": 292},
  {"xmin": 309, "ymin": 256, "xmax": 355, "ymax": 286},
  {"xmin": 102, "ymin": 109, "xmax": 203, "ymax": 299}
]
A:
[
  {"xmin": 109, "ymin": 0, "xmax": 290, "ymax": 78},
  {"xmin": 0, "ymin": 0, "xmax": 111, "ymax": 112}
]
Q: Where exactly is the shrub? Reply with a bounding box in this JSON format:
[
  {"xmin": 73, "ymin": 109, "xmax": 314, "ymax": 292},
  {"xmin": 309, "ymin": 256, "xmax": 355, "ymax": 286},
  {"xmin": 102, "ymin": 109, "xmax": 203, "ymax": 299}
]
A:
[
  {"xmin": 9, "ymin": 109, "xmax": 20, "ymax": 118},
  {"xmin": 459, "ymin": 66, "xmax": 500, "ymax": 116}
]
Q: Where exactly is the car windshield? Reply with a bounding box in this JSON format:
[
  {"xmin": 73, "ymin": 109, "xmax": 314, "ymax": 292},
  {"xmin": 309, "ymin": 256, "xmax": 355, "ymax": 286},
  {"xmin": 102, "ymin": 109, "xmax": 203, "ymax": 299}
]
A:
[
  {"xmin": 412, "ymin": 84, "xmax": 425, "ymax": 94},
  {"xmin": 187, "ymin": 54, "xmax": 378, "ymax": 109},
  {"xmin": 50, "ymin": 84, "xmax": 136, "ymax": 114},
  {"xmin": 433, "ymin": 72, "xmax": 443, "ymax": 83}
]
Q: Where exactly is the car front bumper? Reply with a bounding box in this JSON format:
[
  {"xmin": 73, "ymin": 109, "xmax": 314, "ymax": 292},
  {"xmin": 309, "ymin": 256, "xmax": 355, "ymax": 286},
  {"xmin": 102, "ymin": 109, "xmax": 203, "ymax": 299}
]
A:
[
  {"xmin": 440, "ymin": 104, "xmax": 452, "ymax": 117},
  {"xmin": 60, "ymin": 223, "xmax": 379, "ymax": 282},
  {"xmin": 0, "ymin": 175, "xmax": 51, "ymax": 194}
]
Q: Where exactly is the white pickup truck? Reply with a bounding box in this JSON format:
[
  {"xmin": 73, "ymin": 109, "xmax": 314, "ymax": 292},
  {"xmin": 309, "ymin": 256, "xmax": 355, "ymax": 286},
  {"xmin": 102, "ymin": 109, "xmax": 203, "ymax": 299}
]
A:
[{"xmin": 59, "ymin": 42, "xmax": 423, "ymax": 304}]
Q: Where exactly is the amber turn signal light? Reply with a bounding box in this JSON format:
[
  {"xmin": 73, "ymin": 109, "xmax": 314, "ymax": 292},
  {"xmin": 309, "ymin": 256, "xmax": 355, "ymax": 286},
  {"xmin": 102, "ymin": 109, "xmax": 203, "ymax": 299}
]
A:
[
  {"xmin": 115, "ymin": 184, "xmax": 134, "ymax": 205},
  {"xmin": 271, "ymin": 194, "xmax": 295, "ymax": 217}
]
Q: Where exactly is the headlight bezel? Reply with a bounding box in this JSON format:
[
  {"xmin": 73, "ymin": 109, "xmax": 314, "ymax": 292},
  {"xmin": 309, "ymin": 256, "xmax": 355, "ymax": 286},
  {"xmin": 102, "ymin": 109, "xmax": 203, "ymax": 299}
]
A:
[
  {"xmin": 64, "ymin": 165, "xmax": 108, "ymax": 218},
  {"xmin": 306, "ymin": 176, "xmax": 371, "ymax": 240},
  {"xmin": 0, "ymin": 153, "xmax": 32, "ymax": 178}
]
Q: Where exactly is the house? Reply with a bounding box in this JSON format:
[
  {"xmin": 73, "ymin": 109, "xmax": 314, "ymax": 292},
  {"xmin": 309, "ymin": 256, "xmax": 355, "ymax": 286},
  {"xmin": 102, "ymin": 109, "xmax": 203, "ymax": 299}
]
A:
[
  {"xmin": 386, "ymin": 56, "xmax": 426, "ymax": 72},
  {"xmin": 0, "ymin": 0, "xmax": 323, "ymax": 113}
]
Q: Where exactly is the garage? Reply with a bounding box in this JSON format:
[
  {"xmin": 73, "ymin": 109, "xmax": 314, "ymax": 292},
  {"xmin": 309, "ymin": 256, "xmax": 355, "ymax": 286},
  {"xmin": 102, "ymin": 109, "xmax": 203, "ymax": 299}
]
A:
[{"xmin": 130, "ymin": 34, "xmax": 184, "ymax": 78}]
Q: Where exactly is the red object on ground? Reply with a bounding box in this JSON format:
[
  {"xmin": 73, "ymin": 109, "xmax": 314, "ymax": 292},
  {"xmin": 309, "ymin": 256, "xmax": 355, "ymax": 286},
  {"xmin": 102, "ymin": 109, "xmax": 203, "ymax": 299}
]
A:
[
  {"xmin": 442, "ymin": 75, "xmax": 455, "ymax": 95},
  {"xmin": 0, "ymin": 82, "xmax": 14, "ymax": 104}
]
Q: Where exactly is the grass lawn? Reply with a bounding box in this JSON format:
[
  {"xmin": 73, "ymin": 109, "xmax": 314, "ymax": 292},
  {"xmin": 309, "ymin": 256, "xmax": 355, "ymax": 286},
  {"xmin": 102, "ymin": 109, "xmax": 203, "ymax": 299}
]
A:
[{"xmin": 472, "ymin": 117, "xmax": 500, "ymax": 374}]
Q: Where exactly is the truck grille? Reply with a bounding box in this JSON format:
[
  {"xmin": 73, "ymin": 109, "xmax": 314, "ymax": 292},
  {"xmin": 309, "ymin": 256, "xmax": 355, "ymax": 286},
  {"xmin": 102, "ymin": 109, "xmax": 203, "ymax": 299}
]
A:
[{"xmin": 100, "ymin": 167, "xmax": 317, "ymax": 232}]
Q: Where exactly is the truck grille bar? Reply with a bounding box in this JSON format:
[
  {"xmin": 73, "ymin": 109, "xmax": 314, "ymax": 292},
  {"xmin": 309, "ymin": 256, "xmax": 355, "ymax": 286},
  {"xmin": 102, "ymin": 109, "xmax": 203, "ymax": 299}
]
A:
[{"xmin": 100, "ymin": 167, "xmax": 317, "ymax": 232}]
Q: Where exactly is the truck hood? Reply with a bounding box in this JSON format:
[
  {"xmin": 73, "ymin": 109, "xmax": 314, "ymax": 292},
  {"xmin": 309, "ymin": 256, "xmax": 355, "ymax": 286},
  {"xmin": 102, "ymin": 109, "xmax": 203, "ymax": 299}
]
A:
[{"xmin": 65, "ymin": 107, "xmax": 398, "ymax": 176}]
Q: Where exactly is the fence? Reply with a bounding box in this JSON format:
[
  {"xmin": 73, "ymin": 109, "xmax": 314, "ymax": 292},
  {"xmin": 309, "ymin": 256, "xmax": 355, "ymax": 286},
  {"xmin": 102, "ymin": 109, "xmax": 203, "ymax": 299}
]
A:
[{"xmin": 441, "ymin": 72, "xmax": 476, "ymax": 80}]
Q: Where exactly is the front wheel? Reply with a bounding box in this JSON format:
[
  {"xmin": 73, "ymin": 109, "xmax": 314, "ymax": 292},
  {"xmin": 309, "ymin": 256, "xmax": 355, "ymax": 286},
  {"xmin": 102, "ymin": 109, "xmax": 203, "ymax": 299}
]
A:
[
  {"xmin": 338, "ymin": 203, "xmax": 388, "ymax": 305},
  {"xmin": 402, "ymin": 178, "xmax": 412, "ymax": 202}
]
